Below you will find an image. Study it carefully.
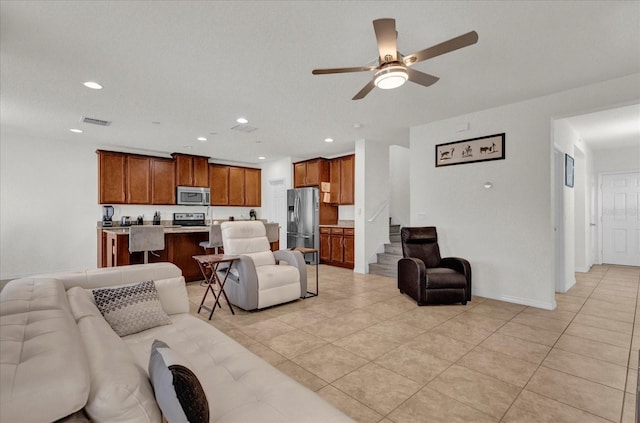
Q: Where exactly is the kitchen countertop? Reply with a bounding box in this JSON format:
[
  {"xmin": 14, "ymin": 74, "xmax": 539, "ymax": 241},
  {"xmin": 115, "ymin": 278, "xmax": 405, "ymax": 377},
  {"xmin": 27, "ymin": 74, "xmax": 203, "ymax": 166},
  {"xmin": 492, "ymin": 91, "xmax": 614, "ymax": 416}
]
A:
[
  {"xmin": 319, "ymin": 220, "xmax": 354, "ymax": 228},
  {"xmin": 102, "ymin": 222, "xmax": 280, "ymax": 243}
]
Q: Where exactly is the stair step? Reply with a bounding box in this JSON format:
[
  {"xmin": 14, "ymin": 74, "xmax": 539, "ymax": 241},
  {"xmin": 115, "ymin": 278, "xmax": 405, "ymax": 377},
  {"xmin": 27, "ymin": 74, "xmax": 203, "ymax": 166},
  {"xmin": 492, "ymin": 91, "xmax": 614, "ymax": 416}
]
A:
[
  {"xmin": 369, "ymin": 263, "xmax": 398, "ymax": 278},
  {"xmin": 376, "ymin": 252, "xmax": 402, "ymax": 266},
  {"xmin": 389, "ymin": 224, "xmax": 401, "ymax": 233},
  {"xmin": 384, "ymin": 242, "xmax": 402, "ymax": 255},
  {"xmin": 389, "ymin": 234, "xmax": 401, "ymax": 243}
]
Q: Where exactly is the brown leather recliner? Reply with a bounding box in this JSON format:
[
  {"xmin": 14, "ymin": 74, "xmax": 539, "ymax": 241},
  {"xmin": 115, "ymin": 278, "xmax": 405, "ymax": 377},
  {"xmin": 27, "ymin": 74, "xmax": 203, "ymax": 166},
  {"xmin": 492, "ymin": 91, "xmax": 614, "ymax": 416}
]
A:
[{"xmin": 397, "ymin": 227, "xmax": 471, "ymax": 305}]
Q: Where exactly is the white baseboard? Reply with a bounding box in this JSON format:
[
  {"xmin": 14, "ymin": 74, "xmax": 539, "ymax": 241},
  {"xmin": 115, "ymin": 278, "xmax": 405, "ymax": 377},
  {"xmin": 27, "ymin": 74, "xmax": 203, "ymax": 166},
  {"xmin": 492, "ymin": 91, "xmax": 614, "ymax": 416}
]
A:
[
  {"xmin": 473, "ymin": 289, "xmax": 556, "ymax": 310},
  {"xmin": 575, "ymin": 266, "xmax": 591, "ymax": 273}
]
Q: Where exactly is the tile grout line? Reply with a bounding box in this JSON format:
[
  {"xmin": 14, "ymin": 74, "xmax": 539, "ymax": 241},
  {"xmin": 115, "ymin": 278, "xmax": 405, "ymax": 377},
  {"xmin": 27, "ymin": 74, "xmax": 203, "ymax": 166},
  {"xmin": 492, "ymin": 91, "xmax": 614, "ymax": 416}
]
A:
[
  {"xmin": 618, "ymin": 267, "xmax": 640, "ymax": 423},
  {"xmin": 498, "ymin": 267, "xmax": 622, "ymax": 422}
]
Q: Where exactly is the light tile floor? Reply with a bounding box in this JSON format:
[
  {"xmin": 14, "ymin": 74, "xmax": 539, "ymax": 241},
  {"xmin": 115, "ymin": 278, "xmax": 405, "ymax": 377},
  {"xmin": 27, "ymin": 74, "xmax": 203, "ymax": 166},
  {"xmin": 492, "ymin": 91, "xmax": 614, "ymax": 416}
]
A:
[{"xmin": 186, "ymin": 264, "xmax": 639, "ymax": 423}]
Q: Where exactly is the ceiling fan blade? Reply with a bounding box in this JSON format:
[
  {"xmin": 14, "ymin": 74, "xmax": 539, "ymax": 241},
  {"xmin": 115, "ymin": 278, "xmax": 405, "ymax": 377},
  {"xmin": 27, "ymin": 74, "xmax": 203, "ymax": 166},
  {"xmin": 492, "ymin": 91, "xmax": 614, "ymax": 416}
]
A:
[
  {"xmin": 403, "ymin": 31, "xmax": 478, "ymax": 65},
  {"xmin": 406, "ymin": 68, "xmax": 440, "ymax": 87},
  {"xmin": 312, "ymin": 66, "xmax": 377, "ymax": 75},
  {"xmin": 352, "ymin": 80, "xmax": 376, "ymax": 100},
  {"xmin": 373, "ymin": 18, "xmax": 398, "ymax": 62}
]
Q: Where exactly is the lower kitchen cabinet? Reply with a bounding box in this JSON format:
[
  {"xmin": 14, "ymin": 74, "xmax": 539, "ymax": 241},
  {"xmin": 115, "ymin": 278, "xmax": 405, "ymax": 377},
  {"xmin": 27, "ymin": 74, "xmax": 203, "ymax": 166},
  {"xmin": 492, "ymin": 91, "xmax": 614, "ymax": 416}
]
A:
[{"xmin": 319, "ymin": 227, "xmax": 354, "ymax": 269}]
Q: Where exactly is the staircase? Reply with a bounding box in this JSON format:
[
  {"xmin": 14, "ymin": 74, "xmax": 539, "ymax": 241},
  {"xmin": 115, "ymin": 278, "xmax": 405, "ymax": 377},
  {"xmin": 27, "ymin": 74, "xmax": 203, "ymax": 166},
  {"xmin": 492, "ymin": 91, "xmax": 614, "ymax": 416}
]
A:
[{"xmin": 369, "ymin": 221, "xmax": 402, "ymax": 278}]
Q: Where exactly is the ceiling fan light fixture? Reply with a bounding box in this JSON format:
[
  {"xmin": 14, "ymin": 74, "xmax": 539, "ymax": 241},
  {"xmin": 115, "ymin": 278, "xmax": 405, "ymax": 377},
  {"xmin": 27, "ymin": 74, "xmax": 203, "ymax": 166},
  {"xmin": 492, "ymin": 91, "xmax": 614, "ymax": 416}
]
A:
[{"xmin": 374, "ymin": 65, "xmax": 408, "ymax": 90}]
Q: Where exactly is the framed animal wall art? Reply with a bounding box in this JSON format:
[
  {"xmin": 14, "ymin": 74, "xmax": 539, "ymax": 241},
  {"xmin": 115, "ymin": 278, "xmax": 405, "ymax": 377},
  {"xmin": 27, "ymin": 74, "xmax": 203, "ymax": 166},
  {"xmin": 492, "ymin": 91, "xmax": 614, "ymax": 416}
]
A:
[{"xmin": 435, "ymin": 133, "xmax": 505, "ymax": 167}]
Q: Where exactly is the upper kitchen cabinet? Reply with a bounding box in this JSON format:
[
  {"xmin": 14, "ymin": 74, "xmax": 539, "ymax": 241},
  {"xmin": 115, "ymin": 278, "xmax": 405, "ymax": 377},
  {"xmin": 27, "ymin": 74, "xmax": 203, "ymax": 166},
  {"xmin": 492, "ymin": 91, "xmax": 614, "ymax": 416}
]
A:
[
  {"xmin": 209, "ymin": 164, "xmax": 261, "ymax": 207},
  {"xmin": 172, "ymin": 153, "xmax": 209, "ymax": 187},
  {"xmin": 98, "ymin": 150, "xmax": 126, "ymax": 204},
  {"xmin": 293, "ymin": 158, "xmax": 329, "ymax": 188},
  {"xmin": 151, "ymin": 157, "xmax": 176, "ymax": 204},
  {"xmin": 329, "ymin": 154, "xmax": 355, "ymax": 205},
  {"xmin": 244, "ymin": 167, "xmax": 261, "ymax": 207},
  {"xmin": 126, "ymin": 155, "xmax": 151, "ymax": 204},
  {"xmin": 209, "ymin": 164, "xmax": 229, "ymax": 206},
  {"xmin": 98, "ymin": 151, "xmax": 174, "ymax": 205}
]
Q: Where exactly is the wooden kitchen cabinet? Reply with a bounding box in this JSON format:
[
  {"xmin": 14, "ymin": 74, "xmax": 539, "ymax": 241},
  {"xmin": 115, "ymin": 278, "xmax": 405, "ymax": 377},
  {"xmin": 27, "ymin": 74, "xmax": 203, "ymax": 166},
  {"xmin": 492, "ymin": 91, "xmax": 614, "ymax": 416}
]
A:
[
  {"xmin": 228, "ymin": 166, "xmax": 246, "ymax": 206},
  {"xmin": 173, "ymin": 153, "xmax": 209, "ymax": 187},
  {"xmin": 98, "ymin": 150, "xmax": 126, "ymax": 204},
  {"xmin": 209, "ymin": 164, "xmax": 229, "ymax": 205},
  {"xmin": 244, "ymin": 167, "xmax": 261, "ymax": 207},
  {"xmin": 126, "ymin": 155, "xmax": 151, "ymax": 204},
  {"xmin": 209, "ymin": 164, "xmax": 261, "ymax": 207},
  {"xmin": 329, "ymin": 154, "xmax": 355, "ymax": 205},
  {"xmin": 319, "ymin": 228, "xmax": 331, "ymax": 263},
  {"xmin": 151, "ymin": 157, "xmax": 176, "ymax": 204},
  {"xmin": 319, "ymin": 227, "xmax": 354, "ymax": 269},
  {"xmin": 293, "ymin": 158, "xmax": 329, "ymax": 188}
]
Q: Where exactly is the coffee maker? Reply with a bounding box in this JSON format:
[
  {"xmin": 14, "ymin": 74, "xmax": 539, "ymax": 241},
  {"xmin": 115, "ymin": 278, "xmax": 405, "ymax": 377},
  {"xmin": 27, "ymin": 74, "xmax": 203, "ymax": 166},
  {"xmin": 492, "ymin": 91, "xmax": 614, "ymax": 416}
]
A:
[
  {"xmin": 249, "ymin": 209, "xmax": 256, "ymax": 220},
  {"xmin": 102, "ymin": 205, "xmax": 114, "ymax": 227}
]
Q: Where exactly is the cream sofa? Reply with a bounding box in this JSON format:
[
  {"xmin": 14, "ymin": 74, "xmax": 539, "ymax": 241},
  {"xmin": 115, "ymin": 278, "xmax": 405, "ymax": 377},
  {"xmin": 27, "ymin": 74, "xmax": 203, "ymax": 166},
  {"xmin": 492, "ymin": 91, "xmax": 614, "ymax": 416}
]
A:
[{"xmin": 0, "ymin": 263, "xmax": 353, "ymax": 422}]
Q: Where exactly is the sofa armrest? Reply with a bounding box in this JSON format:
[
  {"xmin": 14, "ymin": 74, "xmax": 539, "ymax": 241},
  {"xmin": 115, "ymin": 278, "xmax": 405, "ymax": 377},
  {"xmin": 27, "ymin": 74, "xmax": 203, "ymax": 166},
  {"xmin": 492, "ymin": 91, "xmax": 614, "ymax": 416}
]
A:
[
  {"xmin": 441, "ymin": 257, "xmax": 472, "ymax": 300},
  {"xmin": 273, "ymin": 250, "xmax": 307, "ymax": 297},
  {"xmin": 218, "ymin": 256, "xmax": 260, "ymax": 311},
  {"xmin": 398, "ymin": 257, "xmax": 427, "ymax": 305}
]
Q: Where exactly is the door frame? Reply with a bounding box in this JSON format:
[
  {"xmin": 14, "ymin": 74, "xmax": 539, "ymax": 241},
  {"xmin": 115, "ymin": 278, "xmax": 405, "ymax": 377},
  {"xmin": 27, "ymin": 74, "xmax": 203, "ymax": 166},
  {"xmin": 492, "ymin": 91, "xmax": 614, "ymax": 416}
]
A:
[{"xmin": 268, "ymin": 178, "xmax": 287, "ymax": 246}]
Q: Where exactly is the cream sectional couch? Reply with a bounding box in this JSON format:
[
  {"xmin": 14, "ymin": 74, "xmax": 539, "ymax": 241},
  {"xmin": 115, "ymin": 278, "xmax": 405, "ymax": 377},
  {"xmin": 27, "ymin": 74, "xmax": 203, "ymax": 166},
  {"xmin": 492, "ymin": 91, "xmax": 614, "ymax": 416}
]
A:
[{"xmin": 0, "ymin": 263, "xmax": 354, "ymax": 422}]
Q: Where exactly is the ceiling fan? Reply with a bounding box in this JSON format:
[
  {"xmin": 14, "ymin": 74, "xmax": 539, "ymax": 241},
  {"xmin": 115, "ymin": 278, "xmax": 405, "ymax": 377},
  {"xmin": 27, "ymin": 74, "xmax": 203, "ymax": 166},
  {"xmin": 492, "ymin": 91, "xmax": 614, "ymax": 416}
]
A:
[{"xmin": 312, "ymin": 18, "xmax": 478, "ymax": 100}]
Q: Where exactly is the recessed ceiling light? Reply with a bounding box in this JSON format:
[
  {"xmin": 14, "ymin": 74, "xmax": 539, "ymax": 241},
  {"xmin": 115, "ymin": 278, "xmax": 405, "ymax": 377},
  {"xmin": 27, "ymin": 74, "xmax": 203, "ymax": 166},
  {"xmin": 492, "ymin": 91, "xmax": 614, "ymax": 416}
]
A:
[
  {"xmin": 197, "ymin": 137, "xmax": 207, "ymax": 142},
  {"xmin": 236, "ymin": 117, "xmax": 248, "ymax": 124},
  {"xmin": 70, "ymin": 128, "xmax": 83, "ymax": 133},
  {"xmin": 324, "ymin": 138, "xmax": 334, "ymax": 143},
  {"xmin": 83, "ymin": 81, "xmax": 103, "ymax": 90},
  {"xmin": 258, "ymin": 156, "xmax": 266, "ymax": 160},
  {"xmin": 152, "ymin": 121, "xmax": 161, "ymax": 125}
]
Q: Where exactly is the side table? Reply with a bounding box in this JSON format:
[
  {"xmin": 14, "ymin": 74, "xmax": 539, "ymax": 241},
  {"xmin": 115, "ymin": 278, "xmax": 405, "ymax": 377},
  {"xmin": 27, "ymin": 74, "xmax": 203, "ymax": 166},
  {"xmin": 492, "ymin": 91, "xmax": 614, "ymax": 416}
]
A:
[
  {"xmin": 193, "ymin": 254, "xmax": 240, "ymax": 320},
  {"xmin": 293, "ymin": 247, "xmax": 318, "ymax": 297}
]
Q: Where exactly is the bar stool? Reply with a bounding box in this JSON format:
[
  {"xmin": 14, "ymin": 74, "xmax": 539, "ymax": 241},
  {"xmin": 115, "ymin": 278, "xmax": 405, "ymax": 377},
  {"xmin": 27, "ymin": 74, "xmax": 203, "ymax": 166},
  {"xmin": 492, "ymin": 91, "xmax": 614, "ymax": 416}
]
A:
[
  {"xmin": 199, "ymin": 224, "xmax": 222, "ymax": 254},
  {"xmin": 129, "ymin": 226, "xmax": 165, "ymax": 264}
]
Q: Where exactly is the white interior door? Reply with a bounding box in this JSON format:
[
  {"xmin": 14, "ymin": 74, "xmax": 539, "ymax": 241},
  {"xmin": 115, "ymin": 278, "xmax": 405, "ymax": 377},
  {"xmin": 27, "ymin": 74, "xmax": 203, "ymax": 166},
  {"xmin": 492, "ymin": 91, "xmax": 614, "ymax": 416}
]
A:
[
  {"xmin": 554, "ymin": 147, "xmax": 566, "ymax": 291},
  {"xmin": 601, "ymin": 172, "xmax": 640, "ymax": 266}
]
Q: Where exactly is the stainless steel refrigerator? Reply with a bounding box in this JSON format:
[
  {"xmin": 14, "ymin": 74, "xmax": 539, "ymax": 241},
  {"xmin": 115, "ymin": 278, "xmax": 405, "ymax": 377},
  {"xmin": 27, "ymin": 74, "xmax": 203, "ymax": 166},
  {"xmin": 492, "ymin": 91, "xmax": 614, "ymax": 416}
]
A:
[{"xmin": 287, "ymin": 187, "xmax": 319, "ymax": 264}]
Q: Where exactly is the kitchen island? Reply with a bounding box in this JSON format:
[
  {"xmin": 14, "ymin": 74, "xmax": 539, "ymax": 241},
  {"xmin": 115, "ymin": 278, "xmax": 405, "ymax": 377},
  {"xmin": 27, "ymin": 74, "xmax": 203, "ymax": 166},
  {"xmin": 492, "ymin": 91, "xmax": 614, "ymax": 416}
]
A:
[{"xmin": 98, "ymin": 223, "xmax": 279, "ymax": 282}]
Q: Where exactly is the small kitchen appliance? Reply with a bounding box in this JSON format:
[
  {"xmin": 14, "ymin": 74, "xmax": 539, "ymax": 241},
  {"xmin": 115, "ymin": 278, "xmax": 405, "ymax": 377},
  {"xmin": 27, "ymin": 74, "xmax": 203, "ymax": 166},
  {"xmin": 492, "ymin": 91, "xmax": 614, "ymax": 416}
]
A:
[
  {"xmin": 172, "ymin": 212, "xmax": 206, "ymax": 226},
  {"xmin": 120, "ymin": 216, "xmax": 132, "ymax": 226},
  {"xmin": 102, "ymin": 205, "xmax": 114, "ymax": 227},
  {"xmin": 249, "ymin": 209, "xmax": 257, "ymax": 220},
  {"xmin": 153, "ymin": 211, "xmax": 161, "ymax": 225},
  {"xmin": 176, "ymin": 186, "xmax": 210, "ymax": 206}
]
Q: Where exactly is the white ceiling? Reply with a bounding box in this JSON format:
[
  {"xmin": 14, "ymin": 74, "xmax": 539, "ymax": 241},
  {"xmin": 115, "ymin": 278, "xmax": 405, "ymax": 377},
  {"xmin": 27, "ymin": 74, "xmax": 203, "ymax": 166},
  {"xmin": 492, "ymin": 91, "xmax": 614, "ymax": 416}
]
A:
[
  {"xmin": 565, "ymin": 104, "xmax": 640, "ymax": 150},
  {"xmin": 1, "ymin": 1, "xmax": 639, "ymax": 164}
]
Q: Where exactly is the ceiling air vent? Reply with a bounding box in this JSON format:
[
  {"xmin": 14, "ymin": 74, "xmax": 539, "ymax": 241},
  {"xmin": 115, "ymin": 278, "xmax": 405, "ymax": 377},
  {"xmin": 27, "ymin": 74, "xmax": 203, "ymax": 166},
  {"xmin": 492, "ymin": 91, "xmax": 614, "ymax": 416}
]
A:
[
  {"xmin": 231, "ymin": 124, "xmax": 258, "ymax": 133},
  {"xmin": 81, "ymin": 116, "xmax": 112, "ymax": 126}
]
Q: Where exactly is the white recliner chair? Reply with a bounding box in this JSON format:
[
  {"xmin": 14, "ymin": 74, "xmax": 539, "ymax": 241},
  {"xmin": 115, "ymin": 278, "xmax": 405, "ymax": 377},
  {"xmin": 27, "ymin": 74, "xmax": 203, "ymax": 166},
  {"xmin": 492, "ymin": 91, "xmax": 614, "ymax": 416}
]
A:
[{"xmin": 219, "ymin": 221, "xmax": 307, "ymax": 310}]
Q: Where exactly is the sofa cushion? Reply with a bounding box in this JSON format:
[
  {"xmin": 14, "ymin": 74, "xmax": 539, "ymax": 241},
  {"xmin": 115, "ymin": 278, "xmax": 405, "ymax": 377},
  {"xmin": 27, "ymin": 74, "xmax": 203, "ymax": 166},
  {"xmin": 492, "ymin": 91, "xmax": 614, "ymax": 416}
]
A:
[
  {"xmin": 67, "ymin": 287, "xmax": 162, "ymax": 422},
  {"xmin": 0, "ymin": 279, "xmax": 90, "ymax": 423},
  {"xmin": 149, "ymin": 340, "xmax": 209, "ymax": 423},
  {"xmin": 93, "ymin": 280, "xmax": 171, "ymax": 337},
  {"xmin": 124, "ymin": 314, "xmax": 354, "ymax": 423}
]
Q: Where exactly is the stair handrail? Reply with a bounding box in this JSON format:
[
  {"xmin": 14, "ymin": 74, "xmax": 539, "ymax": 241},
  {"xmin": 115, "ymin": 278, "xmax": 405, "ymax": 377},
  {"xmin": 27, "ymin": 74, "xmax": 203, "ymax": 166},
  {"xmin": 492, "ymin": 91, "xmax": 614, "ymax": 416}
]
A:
[{"xmin": 367, "ymin": 200, "xmax": 389, "ymax": 222}]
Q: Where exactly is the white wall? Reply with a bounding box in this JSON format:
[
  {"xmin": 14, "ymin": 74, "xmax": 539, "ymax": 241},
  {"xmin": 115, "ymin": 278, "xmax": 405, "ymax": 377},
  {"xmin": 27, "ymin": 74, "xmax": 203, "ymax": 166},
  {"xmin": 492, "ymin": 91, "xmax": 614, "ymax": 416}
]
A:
[
  {"xmin": 409, "ymin": 73, "xmax": 640, "ymax": 309},
  {"xmin": 389, "ymin": 145, "xmax": 410, "ymax": 227},
  {"xmin": 354, "ymin": 139, "xmax": 390, "ymax": 274},
  {"xmin": 1, "ymin": 132, "xmax": 98, "ymax": 278},
  {"xmin": 594, "ymin": 145, "xmax": 640, "ymax": 172}
]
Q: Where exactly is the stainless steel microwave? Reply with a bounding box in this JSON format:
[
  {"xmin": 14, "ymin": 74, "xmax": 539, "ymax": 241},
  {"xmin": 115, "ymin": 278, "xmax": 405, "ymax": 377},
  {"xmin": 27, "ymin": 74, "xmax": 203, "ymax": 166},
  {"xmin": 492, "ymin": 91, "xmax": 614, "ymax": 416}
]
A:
[{"xmin": 176, "ymin": 186, "xmax": 210, "ymax": 206}]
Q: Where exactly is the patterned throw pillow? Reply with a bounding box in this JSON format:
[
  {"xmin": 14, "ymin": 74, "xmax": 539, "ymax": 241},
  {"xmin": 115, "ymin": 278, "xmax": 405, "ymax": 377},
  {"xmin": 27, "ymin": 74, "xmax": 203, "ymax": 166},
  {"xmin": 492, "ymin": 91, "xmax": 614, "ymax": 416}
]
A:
[
  {"xmin": 149, "ymin": 340, "xmax": 209, "ymax": 423},
  {"xmin": 93, "ymin": 280, "xmax": 171, "ymax": 337}
]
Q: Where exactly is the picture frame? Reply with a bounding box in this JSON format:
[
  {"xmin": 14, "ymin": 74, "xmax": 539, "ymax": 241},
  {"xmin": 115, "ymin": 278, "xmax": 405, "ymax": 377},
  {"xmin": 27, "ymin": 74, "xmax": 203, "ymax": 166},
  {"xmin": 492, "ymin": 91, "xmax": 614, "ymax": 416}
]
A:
[
  {"xmin": 435, "ymin": 133, "xmax": 505, "ymax": 167},
  {"xmin": 565, "ymin": 154, "xmax": 574, "ymax": 188}
]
